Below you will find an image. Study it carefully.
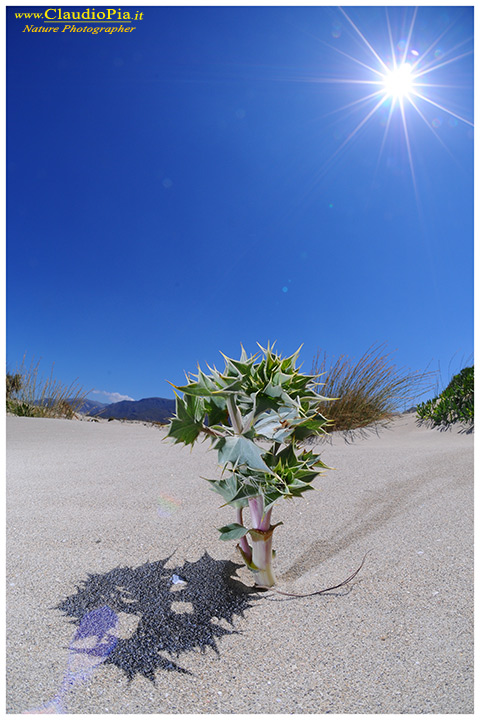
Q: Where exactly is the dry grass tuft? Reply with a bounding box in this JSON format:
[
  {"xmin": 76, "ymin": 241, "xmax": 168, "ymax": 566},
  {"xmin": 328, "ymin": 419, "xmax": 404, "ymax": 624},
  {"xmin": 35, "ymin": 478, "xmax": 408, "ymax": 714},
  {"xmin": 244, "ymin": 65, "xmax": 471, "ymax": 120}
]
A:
[
  {"xmin": 6, "ymin": 355, "xmax": 90, "ymax": 419},
  {"xmin": 312, "ymin": 343, "xmax": 434, "ymax": 433}
]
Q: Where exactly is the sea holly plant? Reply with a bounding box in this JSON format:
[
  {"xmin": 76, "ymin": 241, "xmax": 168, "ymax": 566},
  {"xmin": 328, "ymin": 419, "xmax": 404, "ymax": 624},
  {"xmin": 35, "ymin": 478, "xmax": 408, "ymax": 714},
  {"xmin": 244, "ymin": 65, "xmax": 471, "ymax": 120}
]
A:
[{"xmin": 166, "ymin": 344, "xmax": 333, "ymax": 588}]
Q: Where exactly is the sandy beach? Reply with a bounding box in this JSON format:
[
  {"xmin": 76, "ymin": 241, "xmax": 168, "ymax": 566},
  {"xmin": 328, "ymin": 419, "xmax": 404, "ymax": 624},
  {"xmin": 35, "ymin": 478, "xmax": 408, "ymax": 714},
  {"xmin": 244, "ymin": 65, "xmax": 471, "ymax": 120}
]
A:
[{"xmin": 6, "ymin": 412, "xmax": 473, "ymax": 714}]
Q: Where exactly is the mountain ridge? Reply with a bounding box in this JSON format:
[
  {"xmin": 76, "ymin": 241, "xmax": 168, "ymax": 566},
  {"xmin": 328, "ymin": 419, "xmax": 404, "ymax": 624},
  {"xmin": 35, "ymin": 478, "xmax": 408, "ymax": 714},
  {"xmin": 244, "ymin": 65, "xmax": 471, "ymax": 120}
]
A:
[{"xmin": 86, "ymin": 396, "xmax": 175, "ymax": 423}]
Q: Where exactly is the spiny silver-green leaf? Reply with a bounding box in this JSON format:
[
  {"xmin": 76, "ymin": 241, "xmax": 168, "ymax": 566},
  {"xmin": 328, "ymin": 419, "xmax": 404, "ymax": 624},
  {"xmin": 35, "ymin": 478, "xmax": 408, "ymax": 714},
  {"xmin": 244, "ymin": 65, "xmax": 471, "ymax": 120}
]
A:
[
  {"xmin": 205, "ymin": 475, "xmax": 239, "ymax": 502},
  {"xmin": 253, "ymin": 407, "xmax": 297, "ymax": 442},
  {"xmin": 166, "ymin": 394, "xmax": 205, "ymax": 445},
  {"xmin": 214, "ymin": 435, "xmax": 271, "ymax": 473},
  {"xmin": 217, "ymin": 523, "xmax": 250, "ymax": 541}
]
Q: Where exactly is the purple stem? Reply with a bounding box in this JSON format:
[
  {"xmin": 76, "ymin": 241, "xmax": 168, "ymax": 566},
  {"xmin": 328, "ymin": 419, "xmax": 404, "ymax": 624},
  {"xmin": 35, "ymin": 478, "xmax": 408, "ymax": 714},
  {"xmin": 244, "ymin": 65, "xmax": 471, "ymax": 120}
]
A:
[
  {"xmin": 248, "ymin": 495, "xmax": 276, "ymax": 586},
  {"xmin": 248, "ymin": 496, "xmax": 272, "ymax": 530}
]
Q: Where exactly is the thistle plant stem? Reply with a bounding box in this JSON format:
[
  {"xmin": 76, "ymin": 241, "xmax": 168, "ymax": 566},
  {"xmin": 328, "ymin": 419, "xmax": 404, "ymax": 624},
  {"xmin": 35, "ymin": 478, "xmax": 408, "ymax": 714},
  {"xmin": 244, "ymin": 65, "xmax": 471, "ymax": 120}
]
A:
[
  {"xmin": 248, "ymin": 496, "xmax": 271, "ymax": 530},
  {"xmin": 248, "ymin": 496, "xmax": 276, "ymax": 587},
  {"xmin": 250, "ymin": 531, "xmax": 276, "ymax": 587}
]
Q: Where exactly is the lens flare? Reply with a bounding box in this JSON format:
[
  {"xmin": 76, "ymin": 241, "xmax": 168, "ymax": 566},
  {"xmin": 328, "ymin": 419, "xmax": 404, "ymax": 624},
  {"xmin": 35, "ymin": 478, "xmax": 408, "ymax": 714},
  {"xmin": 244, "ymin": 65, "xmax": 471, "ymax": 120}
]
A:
[
  {"xmin": 23, "ymin": 606, "xmax": 119, "ymax": 714},
  {"xmin": 157, "ymin": 493, "xmax": 182, "ymax": 518}
]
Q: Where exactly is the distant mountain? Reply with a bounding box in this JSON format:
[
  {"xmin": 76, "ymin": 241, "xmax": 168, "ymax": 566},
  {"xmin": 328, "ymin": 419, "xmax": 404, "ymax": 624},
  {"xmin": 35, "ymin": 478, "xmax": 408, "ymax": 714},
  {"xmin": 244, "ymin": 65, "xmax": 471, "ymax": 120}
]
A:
[
  {"xmin": 77, "ymin": 399, "xmax": 108, "ymax": 415},
  {"xmin": 88, "ymin": 397, "xmax": 175, "ymax": 423},
  {"xmin": 33, "ymin": 398, "xmax": 107, "ymax": 414}
]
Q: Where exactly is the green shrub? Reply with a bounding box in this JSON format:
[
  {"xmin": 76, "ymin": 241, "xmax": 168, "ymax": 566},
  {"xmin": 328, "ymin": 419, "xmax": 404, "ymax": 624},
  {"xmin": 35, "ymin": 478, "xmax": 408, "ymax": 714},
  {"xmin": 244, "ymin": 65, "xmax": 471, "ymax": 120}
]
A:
[
  {"xmin": 6, "ymin": 400, "xmax": 40, "ymax": 417},
  {"xmin": 416, "ymin": 366, "xmax": 474, "ymax": 426},
  {"xmin": 312, "ymin": 343, "xmax": 434, "ymax": 433}
]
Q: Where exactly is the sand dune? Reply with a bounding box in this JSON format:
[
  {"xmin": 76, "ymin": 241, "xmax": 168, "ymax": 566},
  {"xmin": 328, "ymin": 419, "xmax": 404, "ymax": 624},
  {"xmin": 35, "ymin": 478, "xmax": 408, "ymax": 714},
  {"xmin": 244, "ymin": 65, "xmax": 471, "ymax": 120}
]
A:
[{"xmin": 6, "ymin": 413, "xmax": 473, "ymax": 713}]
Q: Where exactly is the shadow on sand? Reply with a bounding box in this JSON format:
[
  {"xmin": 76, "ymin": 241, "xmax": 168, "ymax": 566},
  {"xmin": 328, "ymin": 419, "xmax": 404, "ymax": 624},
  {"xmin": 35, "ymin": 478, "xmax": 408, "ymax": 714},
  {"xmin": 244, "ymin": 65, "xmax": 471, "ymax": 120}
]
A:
[{"xmin": 56, "ymin": 552, "xmax": 258, "ymax": 681}]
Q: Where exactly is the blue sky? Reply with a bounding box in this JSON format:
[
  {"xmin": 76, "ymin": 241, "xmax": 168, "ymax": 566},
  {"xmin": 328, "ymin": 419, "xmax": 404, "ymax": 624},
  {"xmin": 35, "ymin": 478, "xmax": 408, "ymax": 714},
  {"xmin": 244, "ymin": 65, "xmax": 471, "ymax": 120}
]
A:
[{"xmin": 6, "ymin": 4, "xmax": 474, "ymax": 404}]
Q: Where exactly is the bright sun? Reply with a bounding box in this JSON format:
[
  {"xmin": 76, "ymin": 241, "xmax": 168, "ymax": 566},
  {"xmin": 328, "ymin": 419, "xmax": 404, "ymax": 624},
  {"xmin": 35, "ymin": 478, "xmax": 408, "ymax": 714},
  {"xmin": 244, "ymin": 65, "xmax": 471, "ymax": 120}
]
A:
[
  {"xmin": 309, "ymin": 7, "xmax": 473, "ymax": 192},
  {"xmin": 382, "ymin": 63, "xmax": 414, "ymax": 99}
]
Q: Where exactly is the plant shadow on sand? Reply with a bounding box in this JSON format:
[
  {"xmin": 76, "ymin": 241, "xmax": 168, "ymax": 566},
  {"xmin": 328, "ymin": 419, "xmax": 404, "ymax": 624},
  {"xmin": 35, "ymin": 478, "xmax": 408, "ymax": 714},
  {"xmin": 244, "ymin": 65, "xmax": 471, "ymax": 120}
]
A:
[
  {"xmin": 415, "ymin": 417, "xmax": 474, "ymax": 435},
  {"xmin": 56, "ymin": 552, "xmax": 258, "ymax": 682}
]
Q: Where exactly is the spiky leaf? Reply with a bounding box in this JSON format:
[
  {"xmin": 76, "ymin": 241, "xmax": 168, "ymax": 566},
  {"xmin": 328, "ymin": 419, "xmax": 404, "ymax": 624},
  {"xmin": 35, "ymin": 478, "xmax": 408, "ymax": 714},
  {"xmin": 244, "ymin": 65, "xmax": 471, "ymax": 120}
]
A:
[
  {"xmin": 215, "ymin": 435, "xmax": 271, "ymax": 473},
  {"xmin": 167, "ymin": 394, "xmax": 205, "ymax": 446},
  {"xmin": 217, "ymin": 523, "xmax": 250, "ymax": 541}
]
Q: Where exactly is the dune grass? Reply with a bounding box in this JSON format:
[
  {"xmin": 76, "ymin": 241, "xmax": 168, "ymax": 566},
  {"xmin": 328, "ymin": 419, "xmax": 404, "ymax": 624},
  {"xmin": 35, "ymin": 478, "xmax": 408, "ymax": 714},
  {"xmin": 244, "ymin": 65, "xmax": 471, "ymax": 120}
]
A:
[
  {"xmin": 6, "ymin": 356, "xmax": 89, "ymax": 419},
  {"xmin": 312, "ymin": 343, "xmax": 434, "ymax": 433}
]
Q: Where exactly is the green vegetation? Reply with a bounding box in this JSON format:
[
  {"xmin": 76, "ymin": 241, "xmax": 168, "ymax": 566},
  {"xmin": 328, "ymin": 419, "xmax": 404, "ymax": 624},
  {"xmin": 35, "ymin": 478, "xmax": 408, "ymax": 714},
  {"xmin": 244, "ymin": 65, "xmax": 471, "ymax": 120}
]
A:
[
  {"xmin": 311, "ymin": 343, "xmax": 433, "ymax": 433},
  {"xmin": 416, "ymin": 366, "xmax": 474, "ymax": 426},
  {"xmin": 167, "ymin": 344, "xmax": 332, "ymax": 587},
  {"xmin": 6, "ymin": 356, "xmax": 89, "ymax": 419}
]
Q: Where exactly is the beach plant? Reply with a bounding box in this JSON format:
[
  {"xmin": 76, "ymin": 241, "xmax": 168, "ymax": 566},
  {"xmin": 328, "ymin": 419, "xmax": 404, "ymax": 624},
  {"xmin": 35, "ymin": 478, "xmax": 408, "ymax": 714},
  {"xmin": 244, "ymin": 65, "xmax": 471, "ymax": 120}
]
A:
[
  {"xmin": 416, "ymin": 366, "xmax": 474, "ymax": 426},
  {"xmin": 6, "ymin": 355, "xmax": 89, "ymax": 419},
  {"xmin": 6, "ymin": 372, "xmax": 22, "ymax": 400},
  {"xmin": 312, "ymin": 343, "xmax": 433, "ymax": 433},
  {"xmin": 167, "ymin": 344, "xmax": 333, "ymax": 587}
]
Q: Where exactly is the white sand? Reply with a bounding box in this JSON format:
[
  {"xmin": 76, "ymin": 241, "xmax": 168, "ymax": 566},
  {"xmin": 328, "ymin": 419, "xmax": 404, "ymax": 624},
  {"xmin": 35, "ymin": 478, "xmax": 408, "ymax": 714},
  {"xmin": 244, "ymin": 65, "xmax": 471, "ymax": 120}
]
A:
[{"xmin": 6, "ymin": 413, "xmax": 473, "ymax": 713}]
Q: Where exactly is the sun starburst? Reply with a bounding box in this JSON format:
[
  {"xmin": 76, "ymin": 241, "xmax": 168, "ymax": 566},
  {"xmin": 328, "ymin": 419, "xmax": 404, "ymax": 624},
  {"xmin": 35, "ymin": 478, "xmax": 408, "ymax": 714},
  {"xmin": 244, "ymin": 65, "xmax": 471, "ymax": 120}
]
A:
[{"xmin": 308, "ymin": 7, "xmax": 473, "ymax": 195}]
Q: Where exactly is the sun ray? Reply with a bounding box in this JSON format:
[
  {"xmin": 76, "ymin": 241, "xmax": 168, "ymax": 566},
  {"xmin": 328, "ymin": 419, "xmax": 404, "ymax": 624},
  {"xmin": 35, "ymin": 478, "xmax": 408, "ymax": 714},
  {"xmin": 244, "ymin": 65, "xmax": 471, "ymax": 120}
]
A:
[
  {"xmin": 324, "ymin": 42, "xmax": 386, "ymax": 79},
  {"xmin": 372, "ymin": 97, "xmax": 397, "ymax": 182},
  {"xmin": 338, "ymin": 7, "xmax": 390, "ymax": 74},
  {"xmin": 413, "ymin": 83, "xmax": 471, "ymax": 90},
  {"xmin": 316, "ymin": 94, "xmax": 389, "ymax": 178},
  {"xmin": 409, "ymin": 19, "xmax": 458, "ymax": 72},
  {"xmin": 401, "ymin": 6, "xmax": 418, "ymax": 66},
  {"xmin": 336, "ymin": 95, "xmax": 388, "ymax": 149},
  {"xmin": 414, "ymin": 34, "xmax": 472, "ymax": 72},
  {"xmin": 398, "ymin": 98, "xmax": 418, "ymax": 199},
  {"xmin": 385, "ymin": 8, "xmax": 397, "ymax": 70},
  {"xmin": 407, "ymin": 96, "xmax": 457, "ymax": 162},
  {"xmin": 413, "ymin": 48, "xmax": 473, "ymax": 79},
  {"xmin": 412, "ymin": 91, "xmax": 474, "ymax": 127},
  {"xmin": 296, "ymin": 77, "xmax": 383, "ymax": 87},
  {"xmin": 317, "ymin": 88, "xmax": 387, "ymax": 122}
]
